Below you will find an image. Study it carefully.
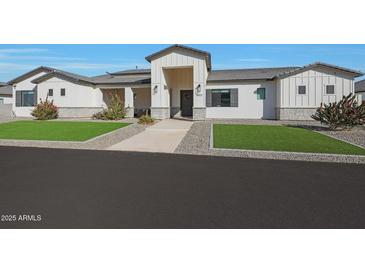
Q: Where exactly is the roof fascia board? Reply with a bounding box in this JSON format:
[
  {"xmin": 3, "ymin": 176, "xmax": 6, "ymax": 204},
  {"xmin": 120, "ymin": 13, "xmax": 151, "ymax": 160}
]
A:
[{"xmin": 8, "ymin": 66, "xmax": 54, "ymax": 85}]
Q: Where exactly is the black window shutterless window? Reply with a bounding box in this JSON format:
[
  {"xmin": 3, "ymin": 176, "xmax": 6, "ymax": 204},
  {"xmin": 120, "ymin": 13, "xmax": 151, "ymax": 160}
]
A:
[
  {"xmin": 48, "ymin": 89, "xmax": 53, "ymax": 96},
  {"xmin": 298, "ymin": 86, "xmax": 306, "ymax": 95},
  {"xmin": 326, "ymin": 85, "xmax": 335, "ymax": 94},
  {"xmin": 60, "ymin": 88, "xmax": 66, "ymax": 96},
  {"xmin": 15, "ymin": 90, "xmax": 36, "ymax": 107},
  {"xmin": 206, "ymin": 89, "xmax": 238, "ymax": 107}
]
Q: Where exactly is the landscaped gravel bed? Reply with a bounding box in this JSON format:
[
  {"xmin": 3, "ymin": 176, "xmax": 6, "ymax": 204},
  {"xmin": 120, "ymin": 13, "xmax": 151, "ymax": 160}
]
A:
[{"xmin": 319, "ymin": 126, "xmax": 365, "ymax": 148}]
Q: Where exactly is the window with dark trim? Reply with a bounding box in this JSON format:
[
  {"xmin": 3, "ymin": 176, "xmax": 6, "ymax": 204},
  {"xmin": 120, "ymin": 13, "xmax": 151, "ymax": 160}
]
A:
[
  {"xmin": 60, "ymin": 88, "xmax": 66, "ymax": 96},
  {"xmin": 16, "ymin": 90, "xmax": 35, "ymax": 107},
  {"xmin": 206, "ymin": 89, "xmax": 238, "ymax": 107},
  {"xmin": 256, "ymin": 88, "xmax": 266, "ymax": 100},
  {"xmin": 298, "ymin": 85, "xmax": 306, "ymax": 95},
  {"xmin": 48, "ymin": 89, "xmax": 53, "ymax": 96},
  {"xmin": 326, "ymin": 85, "xmax": 335, "ymax": 95}
]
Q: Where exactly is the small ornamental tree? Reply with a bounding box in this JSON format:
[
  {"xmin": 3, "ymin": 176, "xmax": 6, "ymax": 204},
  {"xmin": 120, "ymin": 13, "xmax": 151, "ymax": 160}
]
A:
[
  {"xmin": 31, "ymin": 97, "xmax": 59, "ymax": 120},
  {"xmin": 93, "ymin": 94, "xmax": 126, "ymax": 120},
  {"xmin": 311, "ymin": 93, "xmax": 365, "ymax": 130}
]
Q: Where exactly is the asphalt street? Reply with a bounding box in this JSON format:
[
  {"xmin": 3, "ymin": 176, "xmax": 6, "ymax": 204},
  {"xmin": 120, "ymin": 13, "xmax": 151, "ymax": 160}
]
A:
[{"xmin": 0, "ymin": 146, "xmax": 364, "ymax": 228}]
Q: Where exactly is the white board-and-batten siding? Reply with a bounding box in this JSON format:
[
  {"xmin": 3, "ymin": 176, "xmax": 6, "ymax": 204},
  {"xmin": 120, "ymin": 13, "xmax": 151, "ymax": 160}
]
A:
[
  {"xmin": 279, "ymin": 68, "xmax": 354, "ymax": 108},
  {"xmin": 151, "ymin": 51, "xmax": 208, "ymax": 108}
]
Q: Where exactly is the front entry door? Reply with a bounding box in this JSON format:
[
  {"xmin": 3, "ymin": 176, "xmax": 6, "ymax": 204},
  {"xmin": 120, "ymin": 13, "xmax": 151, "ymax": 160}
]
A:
[{"xmin": 180, "ymin": 90, "xmax": 193, "ymax": 117}]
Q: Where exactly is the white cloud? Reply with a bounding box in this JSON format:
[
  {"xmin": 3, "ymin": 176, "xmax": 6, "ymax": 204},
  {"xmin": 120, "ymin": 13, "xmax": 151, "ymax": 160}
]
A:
[
  {"xmin": 0, "ymin": 55, "xmax": 86, "ymax": 61},
  {"xmin": 0, "ymin": 62, "xmax": 37, "ymax": 72},
  {"xmin": 0, "ymin": 48, "xmax": 49, "ymax": 54}
]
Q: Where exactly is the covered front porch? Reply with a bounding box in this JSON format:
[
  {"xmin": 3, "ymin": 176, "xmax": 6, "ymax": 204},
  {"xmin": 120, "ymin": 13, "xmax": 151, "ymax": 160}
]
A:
[
  {"xmin": 101, "ymin": 87, "xmax": 151, "ymax": 118},
  {"xmin": 164, "ymin": 67, "xmax": 194, "ymax": 118}
]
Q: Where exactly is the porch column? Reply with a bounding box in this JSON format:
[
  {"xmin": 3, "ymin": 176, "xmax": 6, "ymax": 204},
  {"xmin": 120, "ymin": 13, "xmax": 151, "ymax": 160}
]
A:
[{"xmin": 124, "ymin": 87, "xmax": 134, "ymax": 118}]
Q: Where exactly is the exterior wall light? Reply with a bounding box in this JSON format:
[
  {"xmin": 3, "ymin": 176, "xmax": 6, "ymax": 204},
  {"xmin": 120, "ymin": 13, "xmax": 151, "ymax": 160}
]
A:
[
  {"xmin": 196, "ymin": 84, "xmax": 201, "ymax": 94},
  {"xmin": 153, "ymin": 85, "xmax": 158, "ymax": 94}
]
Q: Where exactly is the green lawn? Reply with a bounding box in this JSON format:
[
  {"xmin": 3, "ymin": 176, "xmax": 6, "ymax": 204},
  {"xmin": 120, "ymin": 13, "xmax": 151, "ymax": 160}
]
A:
[
  {"xmin": 0, "ymin": 121, "xmax": 130, "ymax": 141},
  {"xmin": 213, "ymin": 124, "xmax": 365, "ymax": 155}
]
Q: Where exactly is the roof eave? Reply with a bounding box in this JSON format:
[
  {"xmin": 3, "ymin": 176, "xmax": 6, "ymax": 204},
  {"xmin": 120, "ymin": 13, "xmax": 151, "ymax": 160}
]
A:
[
  {"xmin": 277, "ymin": 62, "xmax": 364, "ymax": 79},
  {"xmin": 32, "ymin": 72, "xmax": 94, "ymax": 86},
  {"xmin": 8, "ymin": 66, "xmax": 54, "ymax": 85},
  {"xmin": 207, "ymin": 78, "xmax": 275, "ymax": 83}
]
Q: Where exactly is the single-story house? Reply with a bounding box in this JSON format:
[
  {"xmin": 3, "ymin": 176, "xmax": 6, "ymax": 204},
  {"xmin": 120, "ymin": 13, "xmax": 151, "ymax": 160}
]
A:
[
  {"xmin": 355, "ymin": 79, "xmax": 365, "ymax": 104},
  {"xmin": 4, "ymin": 44, "xmax": 364, "ymax": 120}
]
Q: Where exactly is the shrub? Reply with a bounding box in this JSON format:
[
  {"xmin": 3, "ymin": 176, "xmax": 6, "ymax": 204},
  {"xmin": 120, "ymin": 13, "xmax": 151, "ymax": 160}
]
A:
[
  {"xmin": 93, "ymin": 94, "xmax": 126, "ymax": 120},
  {"xmin": 311, "ymin": 93, "xmax": 365, "ymax": 130},
  {"xmin": 31, "ymin": 97, "xmax": 59, "ymax": 120},
  {"xmin": 138, "ymin": 115, "xmax": 155, "ymax": 125}
]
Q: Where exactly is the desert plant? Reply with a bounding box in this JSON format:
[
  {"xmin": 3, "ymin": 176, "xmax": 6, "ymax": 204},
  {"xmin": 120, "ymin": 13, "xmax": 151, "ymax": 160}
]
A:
[
  {"xmin": 311, "ymin": 93, "xmax": 365, "ymax": 130},
  {"xmin": 31, "ymin": 96, "xmax": 59, "ymax": 120},
  {"xmin": 93, "ymin": 94, "xmax": 126, "ymax": 120},
  {"xmin": 138, "ymin": 115, "xmax": 155, "ymax": 125}
]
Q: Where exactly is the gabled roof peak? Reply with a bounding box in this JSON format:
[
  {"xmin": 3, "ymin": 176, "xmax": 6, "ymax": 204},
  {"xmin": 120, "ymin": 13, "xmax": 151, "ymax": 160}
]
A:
[{"xmin": 145, "ymin": 44, "xmax": 212, "ymax": 71}]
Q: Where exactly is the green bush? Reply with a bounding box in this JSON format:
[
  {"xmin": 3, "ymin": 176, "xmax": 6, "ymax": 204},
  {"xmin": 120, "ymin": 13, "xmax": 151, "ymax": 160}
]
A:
[
  {"xmin": 311, "ymin": 93, "xmax": 365, "ymax": 130},
  {"xmin": 138, "ymin": 115, "xmax": 155, "ymax": 125},
  {"xmin": 93, "ymin": 94, "xmax": 126, "ymax": 120},
  {"xmin": 31, "ymin": 97, "xmax": 59, "ymax": 120}
]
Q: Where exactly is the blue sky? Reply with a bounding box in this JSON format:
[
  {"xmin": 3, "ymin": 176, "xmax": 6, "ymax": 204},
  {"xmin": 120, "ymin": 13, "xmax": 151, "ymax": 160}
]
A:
[{"xmin": 1, "ymin": 44, "xmax": 365, "ymax": 82}]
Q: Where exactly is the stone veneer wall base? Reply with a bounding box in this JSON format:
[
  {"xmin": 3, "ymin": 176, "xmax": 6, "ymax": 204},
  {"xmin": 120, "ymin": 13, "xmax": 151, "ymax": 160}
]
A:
[
  {"xmin": 193, "ymin": 107, "xmax": 206, "ymax": 120},
  {"xmin": 125, "ymin": 107, "xmax": 134, "ymax": 118},
  {"xmin": 276, "ymin": 107, "xmax": 317, "ymax": 121},
  {"xmin": 151, "ymin": 107, "xmax": 170, "ymax": 119},
  {"xmin": 58, "ymin": 107, "xmax": 103, "ymax": 118}
]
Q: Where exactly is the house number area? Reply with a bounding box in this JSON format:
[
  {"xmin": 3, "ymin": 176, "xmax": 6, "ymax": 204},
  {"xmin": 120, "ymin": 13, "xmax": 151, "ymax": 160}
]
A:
[{"xmin": 1, "ymin": 214, "xmax": 42, "ymax": 222}]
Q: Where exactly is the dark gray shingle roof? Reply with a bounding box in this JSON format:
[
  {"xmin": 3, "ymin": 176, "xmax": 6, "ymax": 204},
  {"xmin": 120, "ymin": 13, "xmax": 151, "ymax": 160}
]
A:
[
  {"xmin": 355, "ymin": 79, "xmax": 365, "ymax": 93},
  {"xmin": 208, "ymin": 67, "xmax": 299, "ymax": 82},
  {"xmin": 0, "ymin": 85, "xmax": 12, "ymax": 95},
  {"xmin": 277, "ymin": 62, "xmax": 363, "ymax": 78},
  {"xmin": 0, "ymin": 82, "xmax": 9, "ymax": 87},
  {"xmin": 91, "ymin": 73, "xmax": 151, "ymax": 85},
  {"xmin": 110, "ymin": 69, "xmax": 151, "ymax": 75},
  {"xmin": 32, "ymin": 68, "xmax": 94, "ymax": 85},
  {"xmin": 8, "ymin": 66, "xmax": 54, "ymax": 84},
  {"xmin": 32, "ymin": 68, "xmax": 151, "ymax": 86}
]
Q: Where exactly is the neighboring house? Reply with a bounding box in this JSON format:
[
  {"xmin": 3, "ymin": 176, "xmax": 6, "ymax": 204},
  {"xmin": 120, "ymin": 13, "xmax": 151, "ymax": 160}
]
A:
[
  {"xmin": 4, "ymin": 45, "xmax": 364, "ymax": 120},
  {"xmin": 0, "ymin": 82, "xmax": 13, "ymax": 104},
  {"xmin": 0, "ymin": 82, "xmax": 13, "ymax": 117},
  {"xmin": 355, "ymin": 79, "xmax": 365, "ymax": 104}
]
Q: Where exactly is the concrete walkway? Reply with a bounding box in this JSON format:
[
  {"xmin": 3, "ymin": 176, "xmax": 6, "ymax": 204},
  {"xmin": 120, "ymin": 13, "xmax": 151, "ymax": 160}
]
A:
[{"xmin": 106, "ymin": 119, "xmax": 193, "ymax": 153}]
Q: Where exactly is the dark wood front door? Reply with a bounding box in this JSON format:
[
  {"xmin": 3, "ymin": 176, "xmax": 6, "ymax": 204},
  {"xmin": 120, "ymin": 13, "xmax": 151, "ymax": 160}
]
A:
[{"xmin": 180, "ymin": 90, "xmax": 193, "ymax": 117}]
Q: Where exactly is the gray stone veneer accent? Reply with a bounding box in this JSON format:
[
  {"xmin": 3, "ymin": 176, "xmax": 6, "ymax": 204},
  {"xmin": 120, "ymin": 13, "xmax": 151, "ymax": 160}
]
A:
[
  {"xmin": 58, "ymin": 107, "xmax": 103, "ymax": 118},
  {"xmin": 151, "ymin": 107, "xmax": 170, "ymax": 119},
  {"xmin": 276, "ymin": 107, "xmax": 317, "ymax": 121},
  {"xmin": 193, "ymin": 107, "xmax": 206, "ymax": 120},
  {"xmin": 125, "ymin": 107, "xmax": 134, "ymax": 118}
]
